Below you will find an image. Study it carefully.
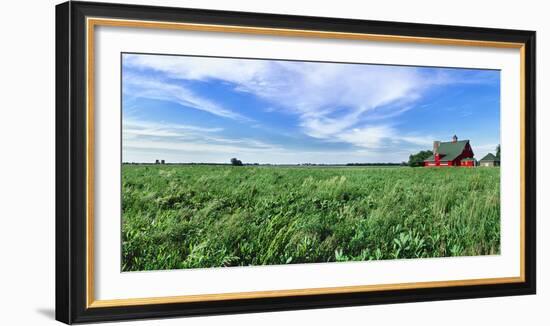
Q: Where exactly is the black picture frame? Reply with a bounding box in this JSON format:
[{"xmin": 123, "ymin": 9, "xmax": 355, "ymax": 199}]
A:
[{"xmin": 56, "ymin": 1, "xmax": 536, "ymax": 324}]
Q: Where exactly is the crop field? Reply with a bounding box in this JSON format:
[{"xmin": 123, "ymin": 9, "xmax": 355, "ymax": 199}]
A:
[{"xmin": 121, "ymin": 165, "xmax": 500, "ymax": 271}]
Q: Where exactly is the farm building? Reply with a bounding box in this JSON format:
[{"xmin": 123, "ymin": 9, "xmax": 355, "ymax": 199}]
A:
[
  {"xmin": 479, "ymin": 153, "xmax": 500, "ymax": 167},
  {"xmin": 424, "ymin": 135, "xmax": 475, "ymax": 167}
]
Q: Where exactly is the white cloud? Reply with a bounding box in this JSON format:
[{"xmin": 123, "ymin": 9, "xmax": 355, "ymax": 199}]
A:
[
  {"xmin": 122, "ymin": 119, "xmax": 283, "ymax": 163},
  {"xmin": 123, "ymin": 119, "xmax": 223, "ymax": 139},
  {"xmin": 337, "ymin": 125, "xmax": 396, "ymax": 149},
  {"xmin": 124, "ymin": 138, "xmax": 278, "ymax": 155},
  {"xmin": 123, "ymin": 73, "xmax": 249, "ymax": 121},
  {"xmin": 337, "ymin": 125, "xmax": 433, "ymax": 149},
  {"xmin": 123, "ymin": 54, "xmax": 430, "ymax": 148}
]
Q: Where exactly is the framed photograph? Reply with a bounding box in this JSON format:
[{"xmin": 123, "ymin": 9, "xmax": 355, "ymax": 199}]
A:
[{"xmin": 56, "ymin": 1, "xmax": 536, "ymax": 324}]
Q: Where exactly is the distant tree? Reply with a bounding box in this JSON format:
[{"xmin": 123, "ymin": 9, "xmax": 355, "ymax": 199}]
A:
[
  {"xmin": 496, "ymin": 144, "xmax": 501, "ymax": 160},
  {"xmin": 408, "ymin": 150, "xmax": 433, "ymax": 167},
  {"xmin": 230, "ymin": 158, "xmax": 243, "ymax": 166},
  {"xmin": 346, "ymin": 162, "xmax": 403, "ymax": 167}
]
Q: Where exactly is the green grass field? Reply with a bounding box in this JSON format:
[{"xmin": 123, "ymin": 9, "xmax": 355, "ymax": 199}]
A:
[{"xmin": 121, "ymin": 165, "xmax": 500, "ymax": 271}]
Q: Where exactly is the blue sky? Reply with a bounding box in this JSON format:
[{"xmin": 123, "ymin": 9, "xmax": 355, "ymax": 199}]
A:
[{"xmin": 122, "ymin": 53, "xmax": 500, "ymax": 164}]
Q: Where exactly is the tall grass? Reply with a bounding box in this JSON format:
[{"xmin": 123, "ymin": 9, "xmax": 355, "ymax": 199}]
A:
[{"xmin": 121, "ymin": 165, "xmax": 500, "ymax": 271}]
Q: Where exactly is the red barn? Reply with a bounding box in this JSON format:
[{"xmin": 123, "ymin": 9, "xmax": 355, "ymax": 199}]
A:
[{"xmin": 424, "ymin": 135, "xmax": 475, "ymax": 167}]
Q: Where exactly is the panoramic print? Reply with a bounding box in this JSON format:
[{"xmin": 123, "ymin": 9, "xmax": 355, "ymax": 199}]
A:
[{"xmin": 121, "ymin": 53, "xmax": 501, "ymax": 271}]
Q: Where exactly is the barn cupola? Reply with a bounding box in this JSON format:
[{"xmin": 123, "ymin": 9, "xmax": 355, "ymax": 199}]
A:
[{"xmin": 452, "ymin": 135, "xmax": 458, "ymax": 143}]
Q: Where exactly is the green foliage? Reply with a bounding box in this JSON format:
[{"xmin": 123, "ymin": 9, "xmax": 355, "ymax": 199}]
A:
[
  {"xmin": 122, "ymin": 165, "xmax": 500, "ymax": 271},
  {"xmin": 496, "ymin": 144, "xmax": 501, "ymax": 160},
  {"xmin": 230, "ymin": 158, "xmax": 243, "ymax": 166},
  {"xmin": 408, "ymin": 150, "xmax": 434, "ymax": 167}
]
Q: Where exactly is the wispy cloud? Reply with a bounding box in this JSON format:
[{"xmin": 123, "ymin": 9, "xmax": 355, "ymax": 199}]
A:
[
  {"xmin": 336, "ymin": 125, "xmax": 433, "ymax": 149},
  {"xmin": 123, "ymin": 119, "xmax": 223, "ymax": 139},
  {"xmin": 123, "ymin": 54, "xmax": 432, "ymax": 149},
  {"xmin": 123, "ymin": 119, "xmax": 282, "ymax": 162},
  {"xmin": 124, "ymin": 138, "xmax": 279, "ymax": 155},
  {"xmin": 123, "ymin": 73, "xmax": 249, "ymax": 121}
]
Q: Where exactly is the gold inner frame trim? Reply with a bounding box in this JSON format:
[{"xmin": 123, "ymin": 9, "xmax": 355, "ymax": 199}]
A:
[
  {"xmin": 89, "ymin": 277, "xmax": 521, "ymax": 308},
  {"xmin": 85, "ymin": 17, "xmax": 527, "ymax": 308}
]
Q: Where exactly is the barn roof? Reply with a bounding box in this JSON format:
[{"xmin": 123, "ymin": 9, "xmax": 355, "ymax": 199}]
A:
[
  {"xmin": 480, "ymin": 153, "xmax": 499, "ymax": 162},
  {"xmin": 424, "ymin": 140, "xmax": 470, "ymax": 162}
]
